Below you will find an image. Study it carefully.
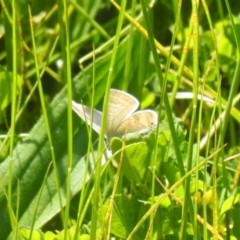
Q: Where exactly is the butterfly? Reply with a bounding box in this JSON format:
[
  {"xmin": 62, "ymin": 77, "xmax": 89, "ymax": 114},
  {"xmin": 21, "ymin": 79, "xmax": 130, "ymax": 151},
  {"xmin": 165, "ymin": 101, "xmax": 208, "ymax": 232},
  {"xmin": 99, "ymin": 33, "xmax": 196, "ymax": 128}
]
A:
[{"xmin": 72, "ymin": 89, "xmax": 157, "ymax": 141}]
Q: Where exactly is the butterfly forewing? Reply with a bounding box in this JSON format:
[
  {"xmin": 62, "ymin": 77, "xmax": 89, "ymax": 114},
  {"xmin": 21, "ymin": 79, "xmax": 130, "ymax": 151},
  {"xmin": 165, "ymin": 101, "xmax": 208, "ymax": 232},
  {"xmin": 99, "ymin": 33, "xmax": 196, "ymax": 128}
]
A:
[
  {"xmin": 115, "ymin": 110, "xmax": 158, "ymax": 137},
  {"xmin": 72, "ymin": 101, "xmax": 102, "ymax": 134},
  {"xmin": 106, "ymin": 89, "xmax": 139, "ymax": 138}
]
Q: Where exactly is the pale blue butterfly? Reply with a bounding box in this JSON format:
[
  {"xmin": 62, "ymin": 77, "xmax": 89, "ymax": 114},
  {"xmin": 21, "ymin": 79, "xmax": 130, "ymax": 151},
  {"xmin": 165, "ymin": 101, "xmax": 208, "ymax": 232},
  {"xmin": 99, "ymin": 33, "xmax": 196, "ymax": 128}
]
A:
[{"xmin": 72, "ymin": 89, "xmax": 157, "ymax": 141}]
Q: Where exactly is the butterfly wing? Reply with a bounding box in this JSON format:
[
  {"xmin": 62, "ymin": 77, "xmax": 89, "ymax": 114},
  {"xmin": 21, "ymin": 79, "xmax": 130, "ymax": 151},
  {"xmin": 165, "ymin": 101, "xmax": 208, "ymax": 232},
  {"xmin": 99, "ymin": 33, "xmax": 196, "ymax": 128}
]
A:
[
  {"xmin": 107, "ymin": 89, "xmax": 139, "ymax": 138},
  {"xmin": 115, "ymin": 110, "xmax": 158, "ymax": 137},
  {"xmin": 72, "ymin": 101, "xmax": 102, "ymax": 134}
]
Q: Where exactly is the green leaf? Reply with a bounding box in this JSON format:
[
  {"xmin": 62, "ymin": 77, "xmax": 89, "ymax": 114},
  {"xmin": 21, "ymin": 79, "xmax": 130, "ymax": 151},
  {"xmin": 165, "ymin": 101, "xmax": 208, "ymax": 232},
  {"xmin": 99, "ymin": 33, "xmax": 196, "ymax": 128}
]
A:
[
  {"xmin": 145, "ymin": 194, "xmax": 171, "ymax": 208},
  {"xmin": 220, "ymin": 194, "xmax": 240, "ymax": 216},
  {"xmin": 111, "ymin": 138, "xmax": 149, "ymax": 183},
  {"xmin": 98, "ymin": 195, "xmax": 144, "ymax": 240},
  {"xmin": 20, "ymin": 229, "xmax": 50, "ymax": 240}
]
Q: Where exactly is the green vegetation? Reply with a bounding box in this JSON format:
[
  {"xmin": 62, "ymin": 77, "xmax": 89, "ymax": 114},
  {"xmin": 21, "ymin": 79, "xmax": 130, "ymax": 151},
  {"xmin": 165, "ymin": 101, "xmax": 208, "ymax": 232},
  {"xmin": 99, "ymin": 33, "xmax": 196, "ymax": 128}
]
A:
[{"xmin": 1, "ymin": 0, "xmax": 240, "ymax": 239}]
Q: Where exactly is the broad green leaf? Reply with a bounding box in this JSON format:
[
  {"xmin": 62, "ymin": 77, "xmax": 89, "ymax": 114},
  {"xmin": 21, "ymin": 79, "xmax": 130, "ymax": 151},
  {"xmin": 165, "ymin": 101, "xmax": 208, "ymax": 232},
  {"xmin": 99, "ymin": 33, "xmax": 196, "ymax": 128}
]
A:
[
  {"xmin": 20, "ymin": 229, "xmax": 50, "ymax": 240},
  {"xmin": 220, "ymin": 194, "xmax": 240, "ymax": 216},
  {"xmin": 98, "ymin": 195, "xmax": 144, "ymax": 240},
  {"xmin": 145, "ymin": 194, "xmax": 171, "ymax": 208},
  {"xmin": 111, "ymin": 138, "xmax": 149, "ymax": 183}
]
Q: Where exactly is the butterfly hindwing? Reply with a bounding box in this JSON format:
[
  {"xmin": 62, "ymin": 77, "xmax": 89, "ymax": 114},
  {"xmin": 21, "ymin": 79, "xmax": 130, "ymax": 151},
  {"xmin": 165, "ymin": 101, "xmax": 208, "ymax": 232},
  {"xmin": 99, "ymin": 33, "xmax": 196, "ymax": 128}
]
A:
[{"xmin": 115, "ymin": 110, "xmax": 158, "ymax": 137}]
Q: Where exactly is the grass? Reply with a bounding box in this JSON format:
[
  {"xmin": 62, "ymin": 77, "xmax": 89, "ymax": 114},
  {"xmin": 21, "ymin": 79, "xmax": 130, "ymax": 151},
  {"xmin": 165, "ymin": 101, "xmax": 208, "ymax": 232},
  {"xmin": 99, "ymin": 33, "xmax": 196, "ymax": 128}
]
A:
[{"xmin": 0, "ymin": 0, "xmax": 240, "ymax": 239}]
